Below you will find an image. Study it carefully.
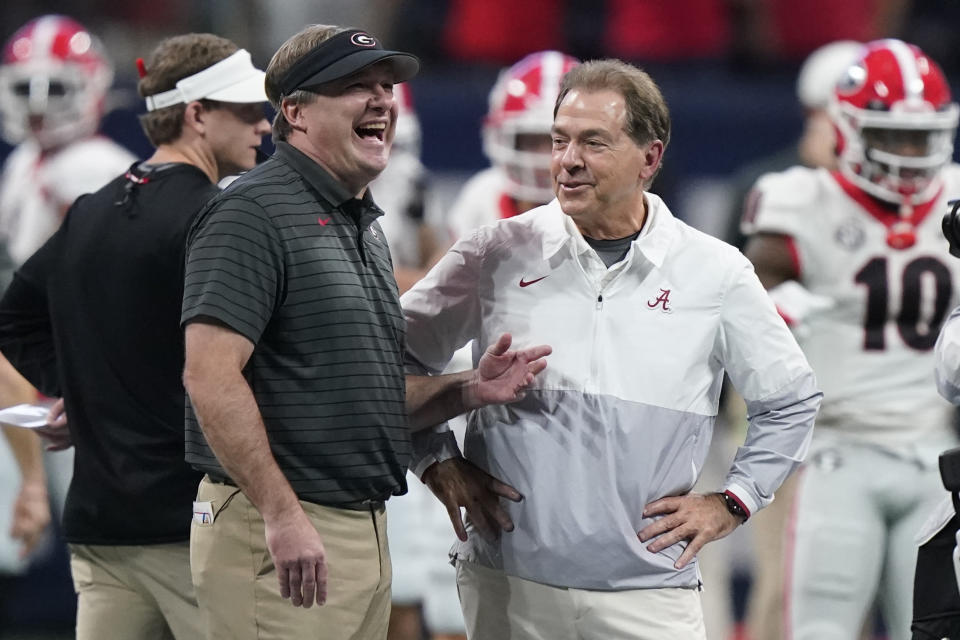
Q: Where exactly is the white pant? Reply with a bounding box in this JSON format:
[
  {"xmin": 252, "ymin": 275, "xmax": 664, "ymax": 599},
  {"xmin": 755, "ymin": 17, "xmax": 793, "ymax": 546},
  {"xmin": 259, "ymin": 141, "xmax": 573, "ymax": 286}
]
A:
[
  {"xmin": 788, "ymin": 442, "xmax": 946, "ymax": 640},
  {"xmin": 456, "ymin": 559, "xmax": 706, "ymax": 640}
]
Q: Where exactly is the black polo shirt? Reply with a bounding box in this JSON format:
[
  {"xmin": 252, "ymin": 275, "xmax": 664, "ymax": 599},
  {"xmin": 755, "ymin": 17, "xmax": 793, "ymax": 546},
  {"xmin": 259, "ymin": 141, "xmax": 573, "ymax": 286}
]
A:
[
  {"xmin": 182, "ymin": 142, "xmax": 410, "ymax": 506},
  {"xmin": 0, "ymin": 163, "xmax": 215, "ymax": 544}
]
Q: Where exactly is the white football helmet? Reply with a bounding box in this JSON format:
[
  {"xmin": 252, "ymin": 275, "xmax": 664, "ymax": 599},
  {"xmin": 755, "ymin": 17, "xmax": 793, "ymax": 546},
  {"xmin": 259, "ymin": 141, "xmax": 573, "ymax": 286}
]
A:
[
  {"xmin": 831, "ymin": 39, "xmax": 959, "ymax": 207},
  {"xmin": 796, "ymin": 40, "xmax": 863, "ymax": 111},
  {"xmin": 483, "ymin": 50, "xmax": 579, "ymax": 204},
  {"xmin": 0, "ymin": 15, "xmax": 113, "ymax": 149}
]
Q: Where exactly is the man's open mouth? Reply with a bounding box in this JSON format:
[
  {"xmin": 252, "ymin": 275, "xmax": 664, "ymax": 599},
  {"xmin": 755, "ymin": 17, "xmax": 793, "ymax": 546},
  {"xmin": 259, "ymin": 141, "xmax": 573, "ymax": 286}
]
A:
[{"xmin": 355, "ymin": 122, "xmax": 386, "ymax": 141}]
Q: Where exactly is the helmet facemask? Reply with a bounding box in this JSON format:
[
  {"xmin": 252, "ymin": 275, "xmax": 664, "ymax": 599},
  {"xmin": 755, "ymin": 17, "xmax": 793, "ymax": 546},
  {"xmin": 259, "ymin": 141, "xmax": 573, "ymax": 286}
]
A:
[
  {"xmin": 484, "ymin": 116, "xmax": 555, "ymax": 204},
  {"xmin": 0, "ymin": 16, "xmax": 113, "ymax": 149},
  {"xmin": 835, "ymin": 101, "xmax": 958, "ymax": 205},
  {"xmin": 0, "ymin": 61, "xmax": 109, "ymax": 148}
]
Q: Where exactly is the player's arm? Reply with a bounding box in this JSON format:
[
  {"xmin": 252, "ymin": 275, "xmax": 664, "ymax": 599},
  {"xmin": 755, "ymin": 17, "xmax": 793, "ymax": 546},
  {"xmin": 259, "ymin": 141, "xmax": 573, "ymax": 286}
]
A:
[
  {"xmin": 0, "ymin": 344, "xmax": 51, "ymax": 558},
  {"xmin": 2, "ymin": 425, "xmax": 49, "ymax": 557},
  {"xmin": 743, "ymin": 232, "xmax": 798, "ymax": 290},
  {"xmin": 744, "ymin": 232, "xmax": 834, "ymax": 328},
  {"xmin": 183, "ymin": 321, "xmax": 327, "ymax": 609}
]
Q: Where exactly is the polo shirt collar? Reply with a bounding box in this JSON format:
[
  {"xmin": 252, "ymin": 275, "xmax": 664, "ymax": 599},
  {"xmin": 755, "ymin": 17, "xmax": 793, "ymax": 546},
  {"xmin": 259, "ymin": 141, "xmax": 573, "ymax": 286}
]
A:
[
  {"xmin": 539, "ymin": 192, "xmax": 678, "ymax": 269},
  {"xmin": 274, "ymin": 142, "xmax": 382, "ymax": 218}
]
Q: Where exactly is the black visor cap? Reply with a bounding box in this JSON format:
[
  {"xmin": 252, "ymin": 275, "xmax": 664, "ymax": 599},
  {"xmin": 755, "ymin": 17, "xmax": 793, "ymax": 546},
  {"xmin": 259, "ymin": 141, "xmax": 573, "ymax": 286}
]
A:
[{"xmin": 279, "ymin": 30, "xmax": 420, "ymax": 96}]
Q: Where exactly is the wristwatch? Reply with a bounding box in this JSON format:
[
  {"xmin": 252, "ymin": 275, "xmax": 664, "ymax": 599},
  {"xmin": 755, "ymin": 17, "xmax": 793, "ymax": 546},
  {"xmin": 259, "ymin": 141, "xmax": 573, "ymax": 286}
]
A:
[{"xmin": 721, "ymin": 492, "xmax": 748, "ymax": 523}]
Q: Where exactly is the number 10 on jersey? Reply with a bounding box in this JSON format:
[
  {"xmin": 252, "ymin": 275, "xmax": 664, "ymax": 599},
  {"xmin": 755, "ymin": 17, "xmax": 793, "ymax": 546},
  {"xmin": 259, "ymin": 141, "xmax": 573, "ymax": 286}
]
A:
[{"xmin": 854, "ymin": 256, "xmax": 952, "ymax": 351}]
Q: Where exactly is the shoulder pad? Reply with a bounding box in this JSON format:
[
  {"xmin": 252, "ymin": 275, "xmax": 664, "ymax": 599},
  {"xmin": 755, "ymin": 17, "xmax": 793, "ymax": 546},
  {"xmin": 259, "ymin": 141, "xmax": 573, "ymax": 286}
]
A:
[{"xmin": 741, "ymin": 166, "xmax": 824, "ymax": 237}]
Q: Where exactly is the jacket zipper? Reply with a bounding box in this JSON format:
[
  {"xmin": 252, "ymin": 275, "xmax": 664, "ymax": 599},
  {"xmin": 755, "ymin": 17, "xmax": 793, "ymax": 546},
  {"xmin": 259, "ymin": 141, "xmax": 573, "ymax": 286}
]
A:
[{"xmin": 591, "ymin": 288, "xmax": 604, "ymax": 388}]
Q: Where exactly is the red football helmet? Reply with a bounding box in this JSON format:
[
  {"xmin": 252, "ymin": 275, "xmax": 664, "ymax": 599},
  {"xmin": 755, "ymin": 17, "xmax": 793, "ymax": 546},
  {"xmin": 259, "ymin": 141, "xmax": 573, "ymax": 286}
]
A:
[
  {"xmin": 831, "ymin": 39, "xmax": 958, "ymax": 206},
  {"xmin": 0, "ymin": 15, "xmax": 113, "ymax": 149},
  {"xmin": 483, "ymin": 50, "xmax": 579, "ymax": 204}
]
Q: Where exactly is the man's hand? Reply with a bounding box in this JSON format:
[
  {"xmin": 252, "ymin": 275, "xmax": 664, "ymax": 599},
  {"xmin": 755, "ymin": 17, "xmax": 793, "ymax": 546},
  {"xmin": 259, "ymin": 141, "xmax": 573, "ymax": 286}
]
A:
[
  {"xmin": 467, "ymin": 333, "xmax": 551, "ymax": 408},
  {"xmin": 10, "ymin": 479, "xmax": 49, "ymax": 558},
  {"xmin": 637, "ymin": 493, "xmax": 742, "ymax": 569},
  {"xmin": 264, "ymin": 508, "xmax": 328, "ymax": 608},
  {"xmin": 422, "ymin": 458, "xmax": 522, "ymax": 542},
  {"xmin": 35, "ymin": 398, "xmax": 71, "ymax": 451}
]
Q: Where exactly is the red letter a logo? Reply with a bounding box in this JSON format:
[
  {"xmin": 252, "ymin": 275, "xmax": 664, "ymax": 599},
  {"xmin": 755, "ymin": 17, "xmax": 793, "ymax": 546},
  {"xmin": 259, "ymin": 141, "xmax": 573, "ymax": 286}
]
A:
[{"xmin": 647, "ymin": 288, "xmax": 672, "ymax": 311}]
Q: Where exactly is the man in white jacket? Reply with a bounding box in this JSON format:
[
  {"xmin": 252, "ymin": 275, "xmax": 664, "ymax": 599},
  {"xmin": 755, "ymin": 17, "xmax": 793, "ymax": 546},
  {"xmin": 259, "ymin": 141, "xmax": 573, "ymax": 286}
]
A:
[{"xmin": 402, "ymin": 58, "xmax": 821, "ymax": 639}]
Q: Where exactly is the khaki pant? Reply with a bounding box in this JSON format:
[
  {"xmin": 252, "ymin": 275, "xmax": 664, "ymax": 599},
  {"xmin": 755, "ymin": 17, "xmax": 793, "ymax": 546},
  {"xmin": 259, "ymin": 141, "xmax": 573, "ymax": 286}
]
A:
[
  {"xmin": 191, "ymin": 477, "xmax": 391, "ymax": 640},
  {"xmin": 456, "ymin": 559, "xmax": 706, "ymax": 640},
  {"xmin": 69, "ymin": 541, "xmax": 201, "ymax": 640}
]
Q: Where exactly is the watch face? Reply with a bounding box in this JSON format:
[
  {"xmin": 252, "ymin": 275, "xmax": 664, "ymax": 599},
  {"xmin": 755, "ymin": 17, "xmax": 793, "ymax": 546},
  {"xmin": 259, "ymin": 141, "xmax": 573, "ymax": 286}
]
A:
[{"xmin": 724, "ymin": 494, "xmax": 746, "ymax": 519}]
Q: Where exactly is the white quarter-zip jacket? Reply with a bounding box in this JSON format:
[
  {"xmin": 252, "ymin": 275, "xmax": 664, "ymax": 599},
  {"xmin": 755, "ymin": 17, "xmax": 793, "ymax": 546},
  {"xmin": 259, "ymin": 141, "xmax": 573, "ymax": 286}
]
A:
[{"xmin": 402, "ymin": 193, "xmax": 821, "ymax": 590}]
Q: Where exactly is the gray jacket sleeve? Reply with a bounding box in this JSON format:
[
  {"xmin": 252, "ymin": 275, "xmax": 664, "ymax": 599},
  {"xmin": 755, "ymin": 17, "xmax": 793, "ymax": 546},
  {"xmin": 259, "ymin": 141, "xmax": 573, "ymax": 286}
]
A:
[{"xmin": 719, "ymin": 261, "xmax": 822, "ymax": 516}]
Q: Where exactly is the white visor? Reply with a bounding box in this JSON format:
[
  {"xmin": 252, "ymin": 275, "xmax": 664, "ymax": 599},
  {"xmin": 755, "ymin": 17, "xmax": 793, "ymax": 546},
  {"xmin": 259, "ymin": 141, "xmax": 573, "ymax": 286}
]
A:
[{"xmin": 145, "ymin": 49, "xmax": 266, "ymax": 111}]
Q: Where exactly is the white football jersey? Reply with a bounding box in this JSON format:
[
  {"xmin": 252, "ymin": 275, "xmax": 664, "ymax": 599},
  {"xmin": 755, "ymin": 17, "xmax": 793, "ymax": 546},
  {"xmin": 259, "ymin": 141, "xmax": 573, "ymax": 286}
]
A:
[
  {"xmin": 744, "ymin": 165, "xmax": 960, "ymax": 449},
  {"xmin": 446, "ymin": 167, "xmax": 522, "ymax": 244},
  {"xmin": 0, "ymin": 136, "xmax": 135, "ymax": 264}
]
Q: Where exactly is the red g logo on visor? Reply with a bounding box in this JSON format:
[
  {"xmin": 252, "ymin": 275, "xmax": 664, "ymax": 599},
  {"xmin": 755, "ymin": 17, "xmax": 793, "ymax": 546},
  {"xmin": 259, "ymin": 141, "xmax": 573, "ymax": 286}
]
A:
[{"xmin": 351, "ymin": 33, "xmax": 377, "ymax": 47}]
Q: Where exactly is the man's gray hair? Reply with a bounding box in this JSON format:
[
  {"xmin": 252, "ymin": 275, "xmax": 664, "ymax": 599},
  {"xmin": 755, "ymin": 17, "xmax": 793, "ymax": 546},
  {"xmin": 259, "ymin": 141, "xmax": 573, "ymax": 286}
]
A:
[{"xmin": 555, "ymin": 59, "xmax": 671, "ymax": 150}]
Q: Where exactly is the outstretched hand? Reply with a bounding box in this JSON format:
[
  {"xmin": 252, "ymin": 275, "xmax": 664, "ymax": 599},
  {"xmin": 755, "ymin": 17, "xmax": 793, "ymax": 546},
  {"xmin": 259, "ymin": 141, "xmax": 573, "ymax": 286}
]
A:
[
  {"xmin": 468, "ymin": 333, "xmax": 551, "ymax": 408},
  {"xmin": 637, "ymin": 493, "xmax": 742, "ymax": 569},
  {"xmin": 423, "ymin": 457, "xmax": 522, "ymax": 542}
]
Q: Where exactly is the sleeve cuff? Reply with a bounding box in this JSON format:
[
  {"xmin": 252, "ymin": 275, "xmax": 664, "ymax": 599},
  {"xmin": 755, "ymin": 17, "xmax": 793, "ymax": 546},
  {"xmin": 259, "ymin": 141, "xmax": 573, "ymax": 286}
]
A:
[{"xmin": 409, "ymin": 428, "xmax": 462, "ymax": 480}]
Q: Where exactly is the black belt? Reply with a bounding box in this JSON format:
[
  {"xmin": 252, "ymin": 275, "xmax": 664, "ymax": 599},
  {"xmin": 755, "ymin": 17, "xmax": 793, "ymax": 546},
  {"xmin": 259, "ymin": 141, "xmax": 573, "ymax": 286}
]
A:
[
  {"xmin": 206, "ymin": 471, "xmax": 236, "ymax": 487},
  {"xmin": 204, "ymin": 472, "xmax": 385, "ymax": 512}
]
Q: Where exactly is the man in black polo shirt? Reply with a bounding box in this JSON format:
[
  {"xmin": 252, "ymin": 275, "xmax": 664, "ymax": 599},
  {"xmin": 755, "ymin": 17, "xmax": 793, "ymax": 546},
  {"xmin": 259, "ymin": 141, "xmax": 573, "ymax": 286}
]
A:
[
  {"xmin": 181, "ymin": 24, "xmax": 550, "ymax": 640},
  {"xmin": 0, "ymin": 34, "xmax": 270, "ymax": 639}
]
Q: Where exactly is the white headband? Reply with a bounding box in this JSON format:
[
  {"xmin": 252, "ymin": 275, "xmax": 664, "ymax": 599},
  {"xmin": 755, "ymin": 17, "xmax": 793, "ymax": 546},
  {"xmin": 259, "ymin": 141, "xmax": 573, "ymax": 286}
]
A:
[{"xmin": 144, "ymin": 49, "xmax": 266, "ymax": 112}]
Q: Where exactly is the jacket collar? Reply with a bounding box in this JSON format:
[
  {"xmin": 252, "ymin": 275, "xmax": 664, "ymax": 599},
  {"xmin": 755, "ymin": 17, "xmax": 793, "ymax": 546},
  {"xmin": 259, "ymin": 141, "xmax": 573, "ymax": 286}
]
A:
[{"xmin": 538, "ymin": 192, "xmax": 678, "ymax": 269}]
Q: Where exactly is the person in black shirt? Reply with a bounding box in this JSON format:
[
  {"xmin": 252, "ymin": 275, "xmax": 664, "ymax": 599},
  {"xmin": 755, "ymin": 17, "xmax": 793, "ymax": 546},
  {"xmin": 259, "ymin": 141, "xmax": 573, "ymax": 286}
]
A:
[{"xmin": 0, "ymin": 33, "xmax": 270, "ymax": 640}]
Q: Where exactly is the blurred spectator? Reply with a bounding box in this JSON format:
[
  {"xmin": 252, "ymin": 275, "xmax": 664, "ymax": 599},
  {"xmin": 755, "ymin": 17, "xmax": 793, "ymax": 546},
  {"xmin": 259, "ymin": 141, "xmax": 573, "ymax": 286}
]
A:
[
  {"xmin": 604, "ymin": 0, "xmax": 732, "ymax": 62},
  {"xmin": 735, "ymin": 0, "xmax": 908, "ymax": 64},
  {"xmin": 442, "ymin": 0, "xmax": 565, "ymax": 64}
]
